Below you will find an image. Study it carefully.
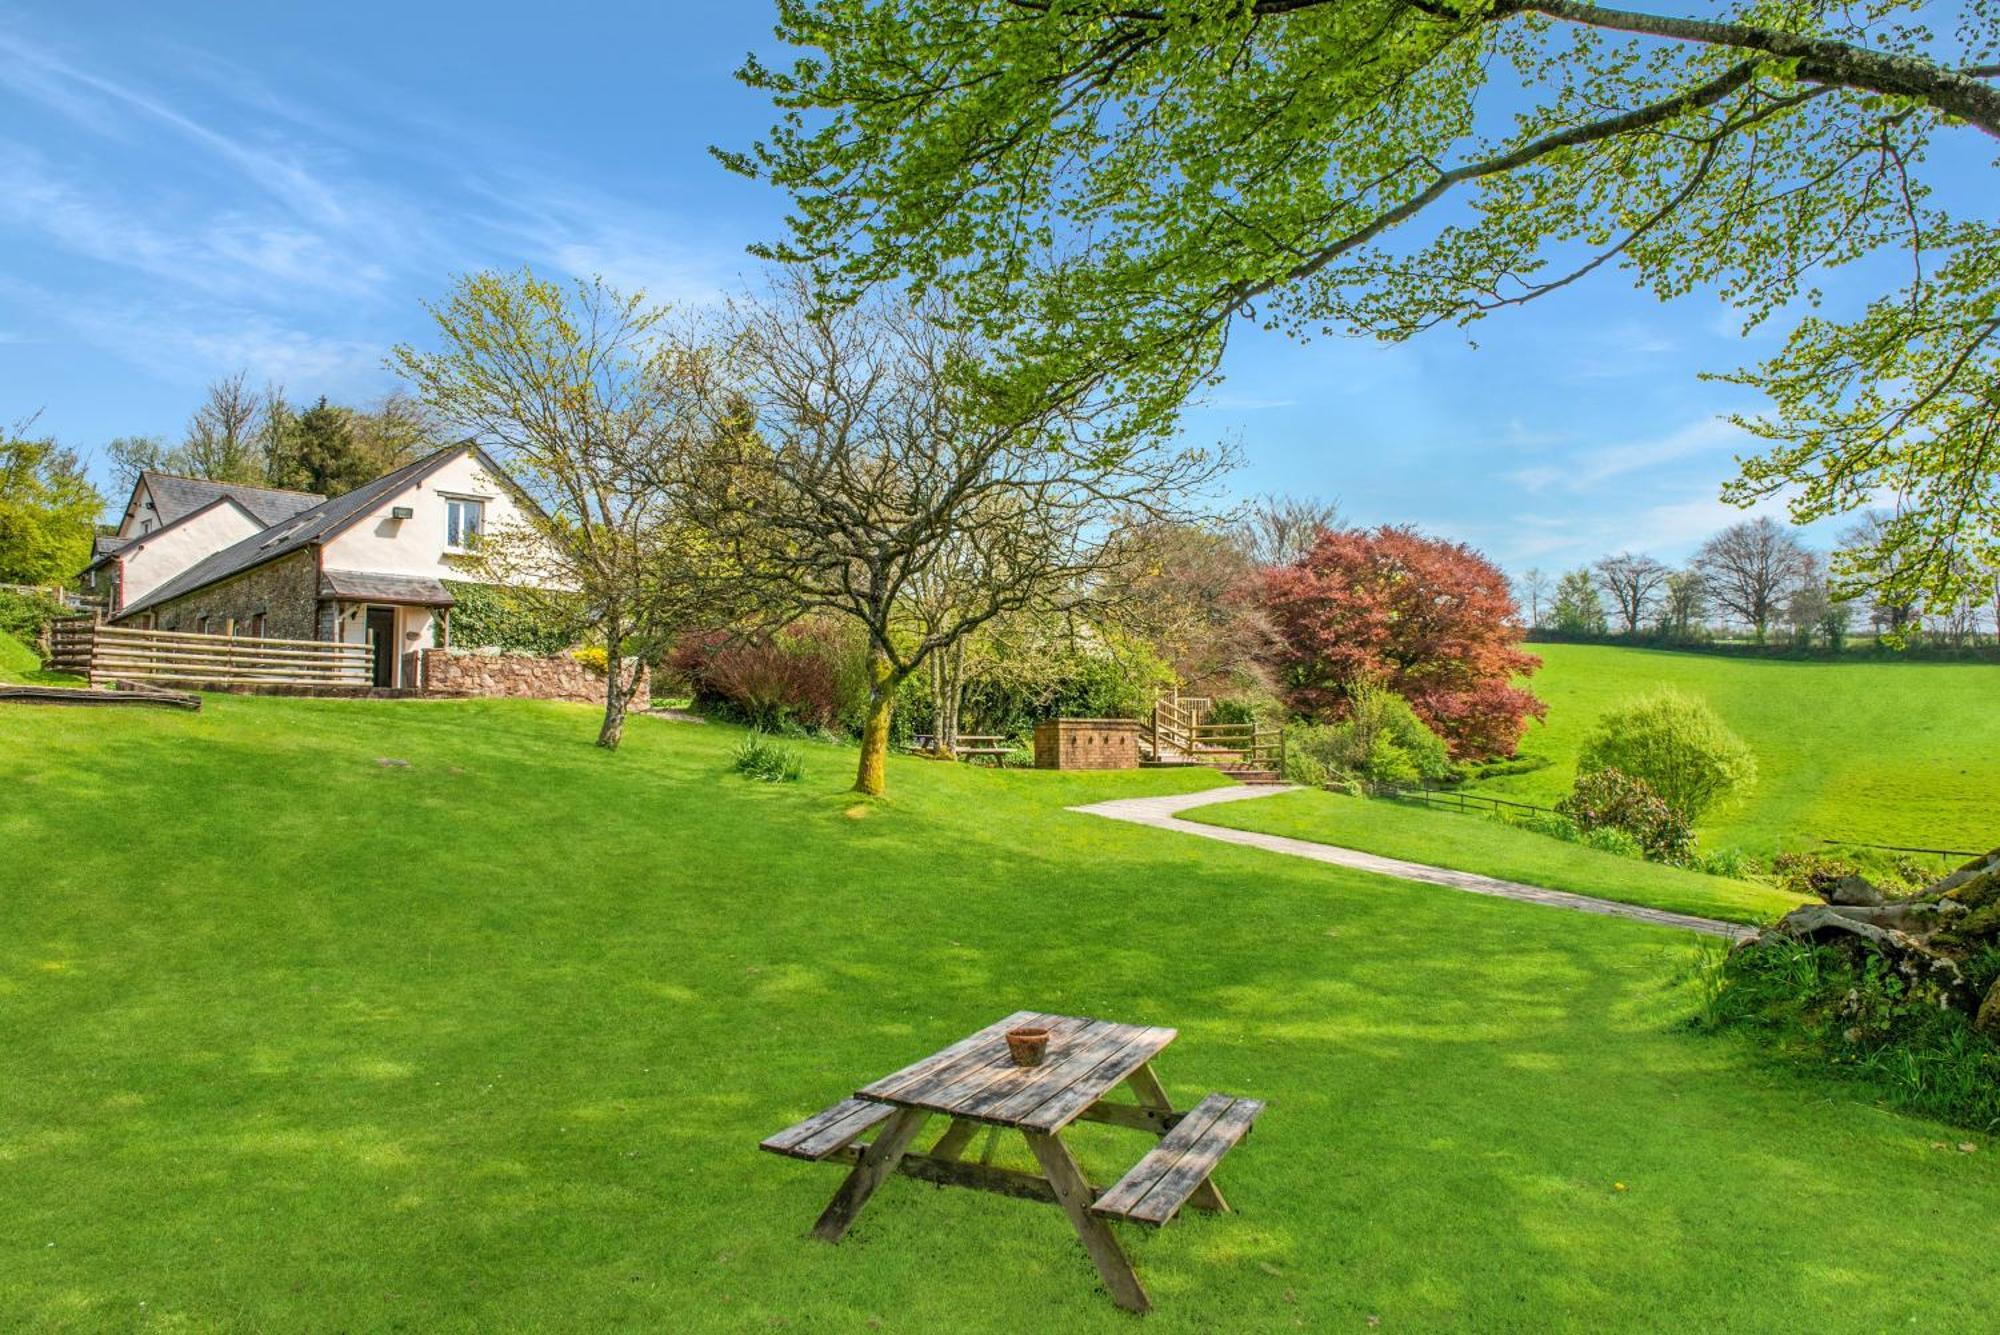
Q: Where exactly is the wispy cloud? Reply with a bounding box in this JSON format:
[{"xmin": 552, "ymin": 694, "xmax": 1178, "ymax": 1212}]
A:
[{"xmin": 1507, "ymin": 416, "xmax": 1748, "ymax": 494}]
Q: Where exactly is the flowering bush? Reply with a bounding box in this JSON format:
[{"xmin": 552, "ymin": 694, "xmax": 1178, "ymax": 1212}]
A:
[
  {"xmin": 1557, "ymin": 767, "xmax": 1695, "ymax": 864},
  {"xmin": 671, "ymin": 619, "xmax": 869, "ymax": 734}
]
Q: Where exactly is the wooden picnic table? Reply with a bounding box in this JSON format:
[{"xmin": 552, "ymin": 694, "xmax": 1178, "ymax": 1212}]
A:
[
  {"xmin": 760, "ymin": 1010, "xmax": 1264, "ymax": 1314},
  {"xmin": 908, "ymin": 734, "xmax": 1015, "ymax": 765}
]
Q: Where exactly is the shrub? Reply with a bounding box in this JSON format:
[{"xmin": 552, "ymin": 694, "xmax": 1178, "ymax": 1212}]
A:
[
  {"xmin": 570, "ymin": 645, "xmax": 609, "ymax": 676},
  {"xmin": 1694, "ymin": 847, "xmax": 1757, "ymax": 880},
  {"xmin": 1579, "ymin": 824, "xmax": 1643, "ymax": 858},
  {"xmin": 1770, "ymin": 850, "xmax": 1860, "ymax": 898},
  {"xmin": 1284, "ymin": 682, "xmax": 1454, "ymax": 787},
  {"xmin": 0, "ymin": 587, "xmax": 69, "ymax": 645},
  {"xmin": 732, "ymin": 732, "xmax": 805, "ymax": 783},
  {"xmin": 673, "ymin": 619, "xmax": 869, "ymax": 734},
  {"xmin": 1557, "ymin": 767, "xmax": 1696, "ymax": 863},
  {"xmin": 1575, "ymin": 688, "xmax": 1756, "ymax": 821}
]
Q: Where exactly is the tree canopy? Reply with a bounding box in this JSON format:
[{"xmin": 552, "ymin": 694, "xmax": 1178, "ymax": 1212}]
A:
[
  {"xmin": 729, "ymin": 0, "xmax": 2000, "ymax": 610},
  {"xmin": 0, "ymin": 417, "xmax": 102, "ymax": 585}
]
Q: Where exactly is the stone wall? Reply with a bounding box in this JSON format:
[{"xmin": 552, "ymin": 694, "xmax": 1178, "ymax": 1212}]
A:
[
  {"xmin": 414, "ymin": 647, "xmax": 649, "ymax": 709},
  {"xmin": 1034, "ymin": 718, "xmax": 1141, "ymax": 771},
  {"xmin": 137, "ymin": 550, "xmax": 319, "ymax": 640}
]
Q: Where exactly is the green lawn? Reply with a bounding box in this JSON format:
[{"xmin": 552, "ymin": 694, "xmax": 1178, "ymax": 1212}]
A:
[
  {"xmin": 1488, "ymin": 643, "xmax": 2000, "ymax": 856},
  {"xmin": 0, "ymin": 628, "xmax": 46, "ymax": 682},
  {"xmin": 3, "ymin": 693, "xmax": 1994, "ymax": 1331},
  {"xmin": 1184, "ymin": 788, "xmax": 1806, "ymax": 926}
]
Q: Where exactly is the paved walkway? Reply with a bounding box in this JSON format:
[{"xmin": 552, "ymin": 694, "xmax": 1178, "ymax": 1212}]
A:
[{"xmin": 1071, "ymin": 785, "xmax": 1752, "ymax": 940}]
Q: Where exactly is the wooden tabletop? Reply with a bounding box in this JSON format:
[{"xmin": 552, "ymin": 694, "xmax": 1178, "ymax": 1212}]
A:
[{"xmin": 855, "ymin": 1011, "xmax": 1177, "ymax": 1134}]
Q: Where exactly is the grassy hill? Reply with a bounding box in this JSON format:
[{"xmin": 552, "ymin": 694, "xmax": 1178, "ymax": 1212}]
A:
[
  {"xmin": 0, "ymin": 629, "xmax": 42, "ymax": 682},
  {"xmin": 1480, "ymin": 643, "xmax": 1999, "ymax": 857},
  {"xmin": 3, "ymin": 693, "xmax": 1994, "ymax": 1330}
]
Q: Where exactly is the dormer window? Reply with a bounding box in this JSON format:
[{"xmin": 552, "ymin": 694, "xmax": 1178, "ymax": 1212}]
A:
[{"xmin": 446, "ymin": 498, "xmax": 484, "ymax": 549}]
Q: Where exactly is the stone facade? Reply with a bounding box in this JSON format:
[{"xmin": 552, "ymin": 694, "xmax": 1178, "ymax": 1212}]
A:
[
  {"xmin": 413, "ymin": 647, "xmax": 649, "ymax": 709},
  {"xmin": 142, "ymin": 550, "xmax": 320, "ymax": 640},
  {"xmin": 1034, "ymin": 718, "xmax": 1141, "ymax": 770}
]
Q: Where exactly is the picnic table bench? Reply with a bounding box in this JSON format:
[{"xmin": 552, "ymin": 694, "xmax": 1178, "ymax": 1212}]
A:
[{"xmin": 760, "ymin": 1010, "xmax": 1264, "ymax": 1314}]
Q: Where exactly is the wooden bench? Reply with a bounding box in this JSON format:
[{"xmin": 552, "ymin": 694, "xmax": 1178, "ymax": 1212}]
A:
[
  {"xmin": 761, "ymin": 1097, "xmax": 897, "ymax": 1162},
  {"xmin": 1090, "ymin": 1092, "xmax": 1264, "ymax": 1227}
]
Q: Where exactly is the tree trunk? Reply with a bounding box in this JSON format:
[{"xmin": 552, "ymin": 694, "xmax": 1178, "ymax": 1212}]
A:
[
  {"xmin": 598, "ymin": 636, "xmax": 628, "ymax": 751},
  {"xmin": 928, "ymin": 640, "xmax": 965, "ymax": 757},
  {"xmin": 855, "ymin": 646, "xmax": 899, "ymax": 795}
]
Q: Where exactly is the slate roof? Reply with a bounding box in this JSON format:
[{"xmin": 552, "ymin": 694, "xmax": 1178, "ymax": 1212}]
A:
[
  {"xmin": 140, "ymin": 472, "xmax": 325, "ymax": 528},
  {"xmin": 92, "ymin": 534, "xmax": 130, "ymax": 559},
  {"xmin": 114, "ymin": 445, "xmax": 474, "ymax": 622},
  {"xmin": 319, "ymin": 570, "xmax": 455, "ymax": 605}
]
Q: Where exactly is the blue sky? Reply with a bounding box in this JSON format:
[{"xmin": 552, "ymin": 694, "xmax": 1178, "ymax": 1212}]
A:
[{"xmin": 0, "ymin": 2, "xmax": 1948, "ymax": 573}]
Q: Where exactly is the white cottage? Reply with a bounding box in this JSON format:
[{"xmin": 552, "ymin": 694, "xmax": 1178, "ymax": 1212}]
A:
[{"xmin": 106, "ymin": 443, "xmax": 555, "ymax": 688}]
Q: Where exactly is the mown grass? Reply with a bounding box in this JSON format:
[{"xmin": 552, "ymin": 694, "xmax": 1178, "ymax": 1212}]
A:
[
  {"xmin": 3, "ymin": 693, "xmax": 1995, "ymax": 1331},
  {"xmin": 1486, "ymin": 643, "xmax": 1999, "ymax": 856},
  {"xmin": 1184, "ymin": 787, "xmax": 1806, "ymax": 926}
]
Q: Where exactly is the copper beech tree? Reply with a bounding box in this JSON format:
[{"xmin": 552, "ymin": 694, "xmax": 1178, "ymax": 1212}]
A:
[
  {"xmin": 1262, "ymin": 526, "xmax": 1546, "ymax": 759},
  {"xmin": 701, "ymin": 278, "xmax": 1227, "ymax": 796}
]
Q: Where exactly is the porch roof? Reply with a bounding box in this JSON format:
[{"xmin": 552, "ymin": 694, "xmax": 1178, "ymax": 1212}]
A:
[{"xmin": 319, "ymin": 570, "xmax": 456, "ymax": 607}]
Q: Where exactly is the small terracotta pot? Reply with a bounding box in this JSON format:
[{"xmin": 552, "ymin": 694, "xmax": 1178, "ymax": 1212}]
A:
[{"xmin": 1006, "ymin": 1026, "xmax": 1052, "ymax": 1068}]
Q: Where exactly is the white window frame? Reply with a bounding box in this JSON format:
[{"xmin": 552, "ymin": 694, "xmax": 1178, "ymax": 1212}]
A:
[{"xmin": 445, "ymin": 496, "xmax": 486, "ymax": 550}]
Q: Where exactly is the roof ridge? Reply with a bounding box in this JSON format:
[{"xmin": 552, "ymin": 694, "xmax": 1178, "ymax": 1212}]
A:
[{"xmin": 139, "ymin": 469, "xmax": 327, "ymax": 499}]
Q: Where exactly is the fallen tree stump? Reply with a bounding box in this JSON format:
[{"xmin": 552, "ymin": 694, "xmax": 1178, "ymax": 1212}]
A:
[{"xmin": 1737, "ymin": 846, "xmax": 2000, "ymax": 1031}]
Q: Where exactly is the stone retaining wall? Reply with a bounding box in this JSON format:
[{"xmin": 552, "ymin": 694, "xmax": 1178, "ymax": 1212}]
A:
[
  {"xmin": 1034, "ymin": 718, "xmax": 1141, "ymax": 770},
  {"xmin": 413, "ymin": 648, "xmax": 648, "ymax": 709}
]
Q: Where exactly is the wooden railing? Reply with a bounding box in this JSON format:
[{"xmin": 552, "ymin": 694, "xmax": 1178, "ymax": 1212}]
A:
[
  {"xmin": 57, "ymin": 620, "xmax": 372, "ymax": 690},
  {"xmin": 1148, "ymin": 697, "xmax": 1285, "ymax": 773}
]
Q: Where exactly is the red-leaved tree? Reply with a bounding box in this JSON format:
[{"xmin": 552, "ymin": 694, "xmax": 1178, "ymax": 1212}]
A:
[{"xmin": 1262, "ymin": 526, "xmax": 1546, "ymax": 759}]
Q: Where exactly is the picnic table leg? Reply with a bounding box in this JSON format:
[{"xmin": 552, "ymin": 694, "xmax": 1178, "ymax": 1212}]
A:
[
  {"xmin": 1125, "ymin": 1062, "xmax": 1229, "ymax": 1214},
  {"xmin": 1022, "ymin": 1130, "xmax": 1152, "ymax": 1315},
  {"xmin": 810, "ymin": 1107, "xmax": 929, "ymax": 1243},
  {"xmin": 930, "ymin": 1118, "xmax": 980, "ymax": 1162}
]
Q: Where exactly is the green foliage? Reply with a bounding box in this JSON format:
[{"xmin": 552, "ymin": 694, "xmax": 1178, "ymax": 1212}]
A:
[
  {"xmin": 1284, "ymin": 681, "xmax": 1454, "ymax": 787},
  {"xmin": 1575, "ymin": 689, "xmax": 1756, "ymax": 822},
  {"xmin": 731, "ymin": 731, "xmax": 805, "ymax": 783},
  {"xmin": 1769, "ymin": 850, "xmax": 1860, "ymax": 899},
  {"xmin": 266, "ymin": 396, "xmax": 375, "ymax": 496},
  {"xmin": 0, "ymin": 425, "xmax": 101, "ymax": 584},
  {"xmin": 735, "ymin": 0, "xmax": 1999, "ymax": 607},
  {"xmin": 1558, "ymin": 767, "xmax": 1696, "ymax": 864},
  {"xmin": 1549, "ymin": 568, "xmax": 1607, "ymax": 636},
  {"xmin": 927, "ymin": 631, "xmax": 1175, "ymax": 740},
  {"xmin": 443, "ymin": 580, "xmax": 584, "ymax": 655},
  {"xmin": 0, "ymin": 588, "xmax": 69, "ymax": 643},
  {"xmin": 1703, "ymin": 937, "xmax": 2000, "ymax": 1132}
]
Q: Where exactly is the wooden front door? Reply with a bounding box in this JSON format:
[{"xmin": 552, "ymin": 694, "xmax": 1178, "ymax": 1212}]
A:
[{"xmin": 365, "ymin": 606, "xmax": 398, "ymax": 687}]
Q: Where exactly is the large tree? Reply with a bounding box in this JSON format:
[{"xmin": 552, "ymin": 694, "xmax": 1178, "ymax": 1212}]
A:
[
  {"xmin": 730, "ymin": 0, "xmax": 2000, "ymax": 608},
  {"xmin": 1594, "ymin": 551, "xmax": 1671, "ymax": 634},
  {"xmin": 703, "ymin": 277, "xmax": 1223, "ymax": 795},
  {"xmin": 392, "ymin": 271, "xmax": 743, "ymax": 749},
  {"xmin": 1262, "ymin": 525, "xmax": 1545, "ymax": 758},
  {"xmin": 1694, "ymin": 516, "xmax": 1808, "ymax": 641}
]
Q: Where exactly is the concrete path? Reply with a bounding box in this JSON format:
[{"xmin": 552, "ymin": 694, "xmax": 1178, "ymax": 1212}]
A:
[{"xmin": 1071, "ymin": 785, "xmax": 1752, "ymax": 941}]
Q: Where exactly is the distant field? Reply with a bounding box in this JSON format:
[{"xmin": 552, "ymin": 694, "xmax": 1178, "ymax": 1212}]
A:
[{"xmin": 1482, "ymin": 644, "xmax": 1999, "ymax": 857}]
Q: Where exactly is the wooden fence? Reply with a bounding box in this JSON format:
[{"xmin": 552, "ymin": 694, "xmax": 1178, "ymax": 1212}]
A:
[{"xmin": 50, "ymin": 618, "xmax": 371, "ymax": 690}]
